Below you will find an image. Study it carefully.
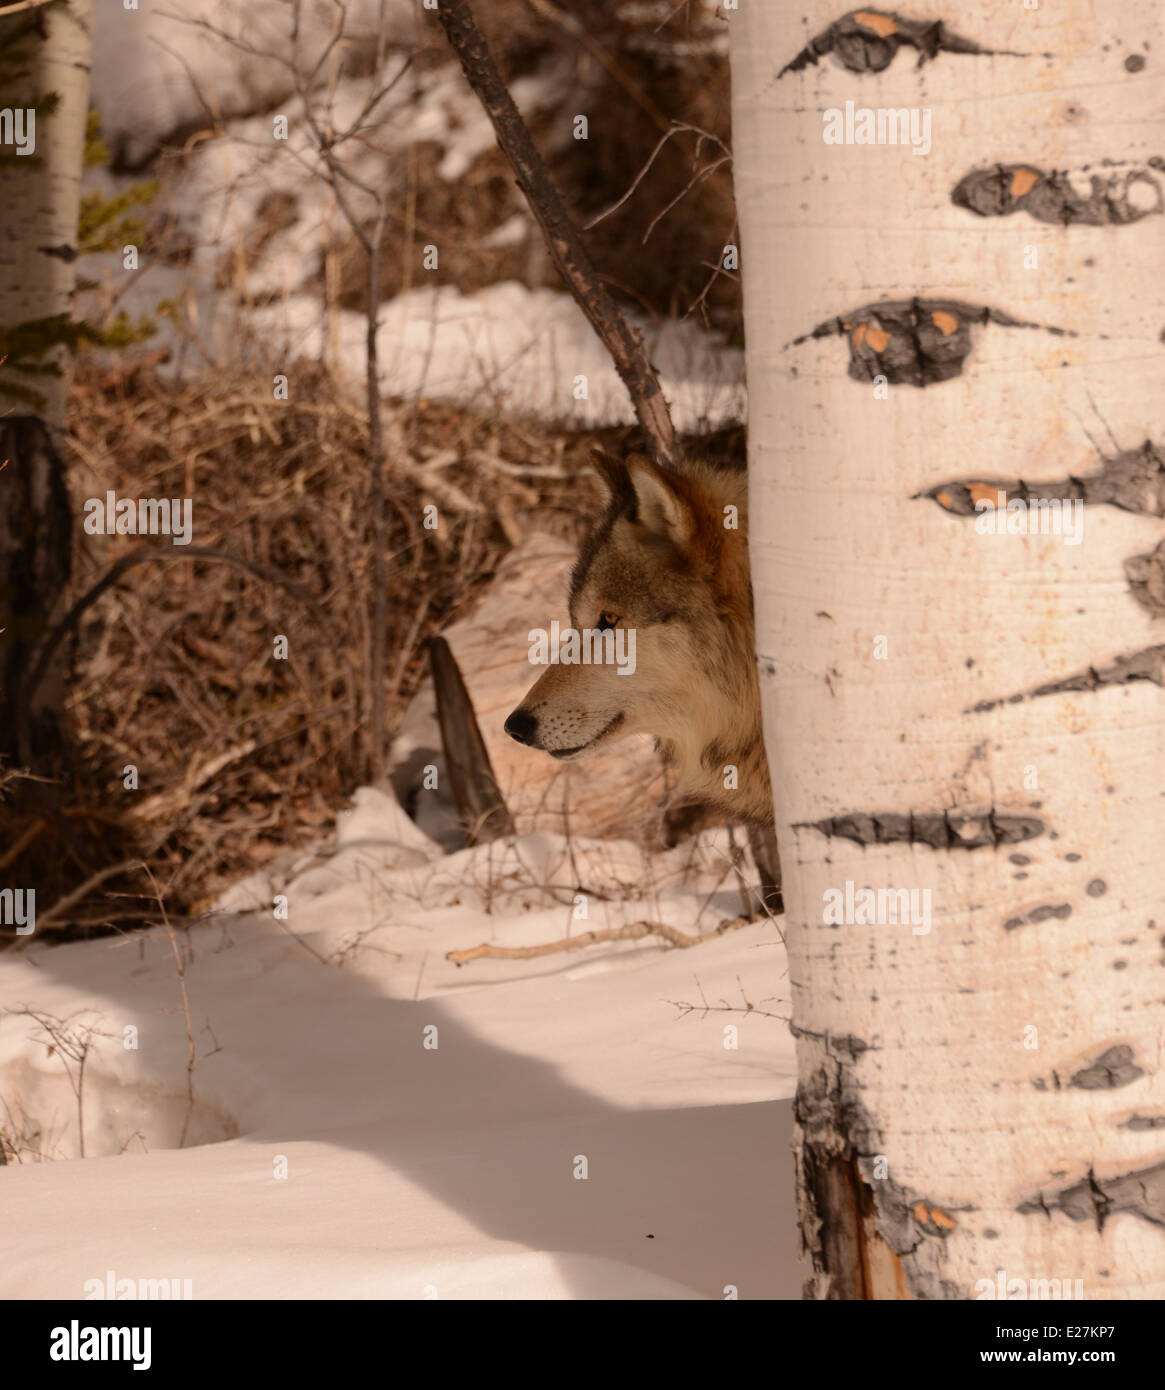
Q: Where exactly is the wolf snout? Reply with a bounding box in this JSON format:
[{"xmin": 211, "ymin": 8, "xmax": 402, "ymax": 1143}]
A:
[{"xmin": 504, "ymin": 708, "xmax": 538, "ymax": 745}]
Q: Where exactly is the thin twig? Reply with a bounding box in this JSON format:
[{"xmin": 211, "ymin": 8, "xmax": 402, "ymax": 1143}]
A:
[
  {"xmin": 141, "ymin": 864, "xmax": 198, "ymax": 1149},
  {"xmin": 584, "ymin": 121, "xmax": 730, "ymax": 232},
  {"xmin": 20, "ymin": 859, "xmax": 140, "ymax": 936}
]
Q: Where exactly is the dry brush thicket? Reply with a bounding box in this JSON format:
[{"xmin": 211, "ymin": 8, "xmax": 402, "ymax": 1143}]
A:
[{"xmin": 1, "ymin": 0, "xmax": 741, "ymax": 938}]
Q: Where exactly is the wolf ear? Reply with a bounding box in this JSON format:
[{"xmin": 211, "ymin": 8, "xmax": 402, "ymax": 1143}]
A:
[
  {"xmin": 589, "ymin": 447, "xmax": 635, "ymax": 510},
  {"xmin": 623, "ymin": 452, "xmax": 692, "ymax": 545}
]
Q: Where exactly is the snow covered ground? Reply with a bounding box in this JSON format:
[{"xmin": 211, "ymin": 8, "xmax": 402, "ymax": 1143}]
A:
[
  {"xmin": 0, "ymin": 790, "xmax": 800, "ymax": 1299},
  {"xmin": 81, "ymin": 8, "xmax": 746, "ymax": 431},
  {"xmin": 90, "ymin": 0, "xmax": 420, "ymax": 168},
  {"xmin": 245, "ymin": 283, "xmax": 745, "ymax": 431}
]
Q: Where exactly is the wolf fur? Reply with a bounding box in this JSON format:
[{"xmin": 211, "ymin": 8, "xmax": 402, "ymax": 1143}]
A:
[{"xmin": 505, "ymin": 451, "xmax": 774, "ymax": 826}]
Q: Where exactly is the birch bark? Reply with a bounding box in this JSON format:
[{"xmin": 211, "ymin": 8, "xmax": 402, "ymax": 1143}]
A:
[
  {"xmin": 731, "ymin": 0, "xmax": 1165, "ymax": 1298},
  {"xmin": 0, "ymin": 0, "xmax": 94, "ymax": 763}
]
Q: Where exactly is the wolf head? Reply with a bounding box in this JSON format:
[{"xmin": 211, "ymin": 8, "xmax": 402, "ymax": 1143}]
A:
[{"xmin": 505, "ymin": 451, "xmax": 773, "ymax": 824}]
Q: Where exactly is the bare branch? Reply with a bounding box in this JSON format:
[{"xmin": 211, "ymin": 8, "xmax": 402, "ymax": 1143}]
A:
[
  {"xmin": 642, "ymin": 153, "xmax": 731, "ymax": 246},
  {"xmin": 18, "ymin": 860, "xmax": 141, "ymax": 936},
  {"xmin": 436, "ymin": 0, "xmax": 678, "ymax": 470},
  {"xmin": 584, "ymin": 125, "xmax": 689, "ymax": 231}
]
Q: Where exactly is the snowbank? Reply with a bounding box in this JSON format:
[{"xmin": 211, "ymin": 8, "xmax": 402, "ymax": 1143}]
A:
[
  {"xmin": 251, "ymin": 278, "xmax": 742, "ymax": 436},
  {"xmin": 83, "ymin": 15, "xmax": 746, "ymax": 431},
  {"xmin": 92, "ymin": 0, "xmax": 418, "ymax": 167},
  {"xmin": 0, "ymin": 790, "xmax": 799, "ymax": 1299}
]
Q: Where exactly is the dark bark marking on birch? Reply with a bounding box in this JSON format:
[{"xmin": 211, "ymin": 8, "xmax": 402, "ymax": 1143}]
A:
[
  {"xmin": 1068, "ymin": 1044, "xmax": 1145, "ymax": 1090},
  {"xmin": 967, "ymin": 645, "xmax": 1165, "ymax": 713},
  {"xmin": 919, "ymin": 440, "xmax": 1165, "ymax": 519},
  {"xmin": 796, "ymin": 1062, "xmax": 961, "ymax": 1299},
  {"xmin": 1005, "ymin": 902, "xmax": 1073, "ymax": 929},
  {"xmin": 1018, "ymin": 1161, "xmax": 1165, "ymax": 1232},
  {"xmin": 798, "ymin": 807, "xmax": 1045, "ymax": 850},
  {"xmin": 952, "ymin": 163, "xmax": 1164, "ymax": 225},
  {"xmin": 790, "ymin": 298, "xmax": 1073, "ymax": 387},
  {"xmin": 1123, "ymin": 1114, "xmax": 1165, "ymax": 1130},
  {"xmin": 1125, "ymin": 54, "xmax": 1147, "ymax": 72},
  {"xmin": 777, "ymin": 10, "xmax": 1031, "ymax": 77},
  {"xmin": 1029, "ymin": 903, "xmax": 1073, "ymax": 923},
  {"xmin": 789, "ymin": 1024, "xmax": 871, "ymax": 1061},
  {"xmin": 1125, "ymin": 540, "xmax": 1165, "ymax": 617},
  {"xmin": 911, "ymin": 1200, "xmax": 960, "ymax": 1236}
]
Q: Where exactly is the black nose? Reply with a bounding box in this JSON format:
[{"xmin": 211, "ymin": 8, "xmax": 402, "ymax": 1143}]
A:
[{"xmin": 505, "ymin": 709, "xmax": 537, "ymax": 745}]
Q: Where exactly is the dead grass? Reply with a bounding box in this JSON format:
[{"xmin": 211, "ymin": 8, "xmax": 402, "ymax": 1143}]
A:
[
  {"xmin": 0, "ymin": 0, "xmax": 743, "ymax": 942},
  {"xmin": 1, "ymin": 353, "xmax": 642, "ymax": 937}
]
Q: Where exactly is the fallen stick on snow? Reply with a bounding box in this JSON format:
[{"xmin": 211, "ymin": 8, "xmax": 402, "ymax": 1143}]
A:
[{"xmin": 446, "ymin": 914, "xmax": 753, "ymax": 967}]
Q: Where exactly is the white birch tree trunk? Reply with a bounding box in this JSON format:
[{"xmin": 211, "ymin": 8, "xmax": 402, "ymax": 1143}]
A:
[
  {"xmin": 730, "ymin": 0, "xmax": 1165, "ymax": 1298},
  {"xmin": 0, "ymin": 0, "xmax": 93, "ymax": 430},
  {"xmin": 0, "ymin": 0, "xmax": 93, "ymax": 764}
]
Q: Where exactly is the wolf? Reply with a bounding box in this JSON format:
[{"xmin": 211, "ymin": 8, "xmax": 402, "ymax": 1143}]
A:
[{"xmin": 504, "ymin": 451, "xmax": 774, "ymax": 827}]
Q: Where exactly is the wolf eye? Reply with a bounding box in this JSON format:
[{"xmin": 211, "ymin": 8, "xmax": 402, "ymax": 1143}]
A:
[{"xmin": 597, "ymin": 611, "xmax": 619, "ymax": 631}]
